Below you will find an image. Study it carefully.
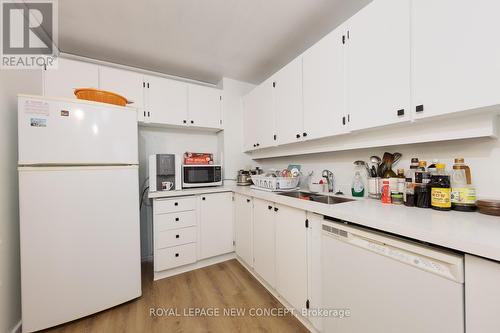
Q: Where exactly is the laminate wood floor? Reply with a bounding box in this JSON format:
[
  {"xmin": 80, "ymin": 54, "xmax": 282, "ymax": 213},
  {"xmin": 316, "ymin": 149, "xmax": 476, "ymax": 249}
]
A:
[{"xmin": 40, "ymin": 259, "xmax": 309, "ymax": 333}]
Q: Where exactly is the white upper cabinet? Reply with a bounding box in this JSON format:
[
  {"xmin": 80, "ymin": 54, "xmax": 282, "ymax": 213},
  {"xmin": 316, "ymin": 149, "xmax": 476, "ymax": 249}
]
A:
[
  {"xmin": 144, "ymin": 75, "xmax": 188, "ymax": 126},
  {"xmin": 242, "ymin": 78, "xmax": 275, "ymax": 150},
  {"xmin": 346, "ymin": 0, "xmax": 411, "ymax": 131},
  {"xmin": 274, "ymin": 57, "xmax": 304, "ymax": 145},
  {"xmin": 188, "ymin": 84, "xmax": 223, "ymax": 129},
  {"xmin": 412, "ymin": 0, "xmax": 500, "ymax": 119},
  {"xmin": 44, "ymin": 58, "xmax": 99, "ymax": 99},
  {"xmin": 99, "ymin": 66, "xmax": 144, "ymax": 110},
  {"xmin": 303, "ymin": 25, "xmax": 348, "ymax": 140}
]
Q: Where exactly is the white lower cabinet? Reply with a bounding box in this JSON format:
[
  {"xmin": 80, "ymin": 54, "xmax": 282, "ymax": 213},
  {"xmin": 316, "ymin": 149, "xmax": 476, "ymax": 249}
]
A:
[
  {"xmin": 307, "ymin": 213, "xmax": 324, "ymax": 332},
  {"xmin": 465, "ymin": 254, "xmax": 500, "ymax": 333},
  {"xmin": 152, "ymin": 192, "xmax": 233, "ymax": 279},
  {"xmin": 252, "ymin": 198, "xmax": 276, "ymax": 288},
  {"xmin": 275, "ymin": 204, "xmax": 308, "ymax": 311},
  {"xmin": 234, "ymin": 193, "xmax": 254, "ymax": 266},
  {"xmin": 198, "ymin": 192, "xmax": 233, "ymax": 260}
]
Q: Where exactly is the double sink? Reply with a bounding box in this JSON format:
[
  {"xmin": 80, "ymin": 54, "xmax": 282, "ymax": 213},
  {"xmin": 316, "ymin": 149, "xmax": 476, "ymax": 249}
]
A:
[{"xmin": 278, "ymin": 191, "xmax": 354, "ymax": 205}]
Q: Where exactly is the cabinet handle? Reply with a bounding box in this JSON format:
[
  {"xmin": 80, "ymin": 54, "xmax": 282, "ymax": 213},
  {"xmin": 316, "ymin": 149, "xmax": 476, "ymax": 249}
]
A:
[
  {"xmin": 303, "ymin": 132, "xmax": 307, "ymax": 137},
  {"xmin": 143, "ymin": 111, "xmax": 146, "ymax": 117},
  {"xmin": 175, "ymin": 253, "xmax": 179, "ymax": 257},
  {"xmin": 246, "ymin": 198, "xmax": 251, "ymax": 203},
  {"xmin": 253, "ymin": 144, "xmax": 256, "ymax": 148},
  {"xmin": 348, "ymin": 114, "xmax": 350, "ymax": 122},
  {"xmin": 342, "ymin": 116, "xmax": 346, "ymax": 125},
  {"xmin": 397, "ymin": 109, "xmax": 405, "ymax": 116},
  {"xmin": 183, "ymin": 120, "xmax": 187, "ymax": 124},
  {"xmin": 268, "ymin": 205, "xmax": 272, "ymax": 210},
  {"xmin": 176, "ymin": 235, "xmax": 180, "ymax": 239},
  {"xmin": 190, "ymin": 120, "xmax": 194, "ymax": 124},
  {"xmin": 256, "ymin": 143, "xmax": 260, "ymax": 147},
  {"xmin": 147, "ymin": 111, "xmax": 150, "ymax": 117},
  {"xmin": 175, "ymin": 217, "xmax": 179, "ymax": 222},
  {"xmin": 147, "ymin": 82, "xmax": 150, "ymax": 89},
  {"xmin": 274, "ymin": 207, "xmax": 279, "ymax": 212},
  {"xmin": 174, "ymin": 202, "xmax": 178, "ymax": 206},
  {"xmin": 296, "ymin": 134, "xmax": 301, "ymax": 139},
  {"xmin": 416, "ymin": 105, "xmax": 424, "ymax": 113},
  {"xmin": 202, "ymin": 197, "xmax": 206, "ymax": 201}
]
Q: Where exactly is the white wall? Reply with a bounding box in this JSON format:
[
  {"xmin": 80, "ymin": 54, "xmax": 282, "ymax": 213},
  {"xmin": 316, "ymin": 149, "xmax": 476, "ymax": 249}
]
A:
[
  {"xmin": 257, "ymin": 120, "xmax": 500, "ymax": 199},
  {"xmin": 219, "ymin": 78, "xmax": 257, "ymax": 183},
  {"xmin": 0, "ymin": 70, "xmax": 42, "ymax": 333},
  {"xmin": 138, "ymin": 127, "xmax": 220, "ymax": 258}
]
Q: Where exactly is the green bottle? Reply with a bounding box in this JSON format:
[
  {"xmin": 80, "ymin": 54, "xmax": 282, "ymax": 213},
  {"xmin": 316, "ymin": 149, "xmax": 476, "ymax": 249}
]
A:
[{"xmin": 351, "ymin": 171, "xmax": 365, "ymax": 197}]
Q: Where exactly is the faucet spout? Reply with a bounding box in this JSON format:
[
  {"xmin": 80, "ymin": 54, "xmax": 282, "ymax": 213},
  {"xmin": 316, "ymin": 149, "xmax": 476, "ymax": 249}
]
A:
[{"xmin": 322, "ymin": 169, "xmax": 334, "ymax": 193}]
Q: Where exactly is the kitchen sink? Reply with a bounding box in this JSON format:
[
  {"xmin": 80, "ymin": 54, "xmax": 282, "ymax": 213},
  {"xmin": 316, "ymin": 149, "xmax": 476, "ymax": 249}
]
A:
[{"xmin": 277, "ymin": 191, "xmax": 354, "ymax": 205}]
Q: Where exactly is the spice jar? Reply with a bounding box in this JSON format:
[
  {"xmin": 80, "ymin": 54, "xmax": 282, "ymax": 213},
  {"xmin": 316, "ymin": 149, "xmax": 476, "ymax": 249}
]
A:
[
  {"xmin": 391, "ymin": 193, "xmax": 404, "ymax": 205},
  {"xmin": 430, "ymin": 164, "xmax": 451, "ymax": 211}
]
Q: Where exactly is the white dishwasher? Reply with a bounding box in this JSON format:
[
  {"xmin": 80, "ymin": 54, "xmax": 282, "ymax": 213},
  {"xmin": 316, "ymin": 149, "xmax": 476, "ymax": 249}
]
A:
[{"xmin": 321, "ymin": 220, "xmax": 464, "ymax": 333}]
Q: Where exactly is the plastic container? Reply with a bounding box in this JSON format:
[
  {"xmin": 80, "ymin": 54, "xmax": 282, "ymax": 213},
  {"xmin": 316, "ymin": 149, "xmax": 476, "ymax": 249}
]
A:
[
  {"xmin": 250, "ymin": 175, "xmax": 300, "ymax": 191},
  {"xmin": 74, "ymin": 88, "xmax": 128, "ymax": 106}
]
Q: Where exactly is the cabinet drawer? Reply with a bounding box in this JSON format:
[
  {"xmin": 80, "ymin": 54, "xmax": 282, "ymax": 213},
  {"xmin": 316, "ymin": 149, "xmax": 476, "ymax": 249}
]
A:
[
  {"xmin": 154, "ymin": 210, "xmax": 196, "ymax": 231},
  {"xmin": 154, "ymin": 197, "xmax": 196, "ymax": 214},
  {"xmin": 154, "ymin": 243, "xmax": 197, "ymax": 271},
  {"xmin": 155, "ymin": 226, "xmax": 197, "ymax": 250}
]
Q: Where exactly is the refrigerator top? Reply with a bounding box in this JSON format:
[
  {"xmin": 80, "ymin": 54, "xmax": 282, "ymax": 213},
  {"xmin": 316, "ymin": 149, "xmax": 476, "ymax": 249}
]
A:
[{"xmin": 18, "ymin": 95, "xmax": 139, "ymax": 166}]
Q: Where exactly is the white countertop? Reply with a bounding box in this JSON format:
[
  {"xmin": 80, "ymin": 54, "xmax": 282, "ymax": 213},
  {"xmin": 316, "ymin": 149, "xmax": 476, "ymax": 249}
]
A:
[
  {"xmin": 148, "ymin": 186, "xmax": 233, "ymax": 199},
  {"xmin": 231, "ymin": 187, "xmax": 500, "ymax": 262},
  {"xmin": 148, "ymin": 185, "xmax": 500, "ymax": 262}
]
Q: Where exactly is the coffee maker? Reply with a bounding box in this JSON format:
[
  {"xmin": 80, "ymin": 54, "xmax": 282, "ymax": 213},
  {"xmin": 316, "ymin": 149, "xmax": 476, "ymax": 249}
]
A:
[{"xmin": 149, "ymin": 154, "xmax": 181, "ymax": 191}]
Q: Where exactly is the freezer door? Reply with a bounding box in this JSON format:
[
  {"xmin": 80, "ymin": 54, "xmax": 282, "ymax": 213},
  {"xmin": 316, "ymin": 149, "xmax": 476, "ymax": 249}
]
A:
[
  {"xmin": 19, "ymin": 166, "xmax": 141, "ymax": 332},
  {"xmin": 18, "ymin": 96, "xmax": 138, "ymax": 165}
]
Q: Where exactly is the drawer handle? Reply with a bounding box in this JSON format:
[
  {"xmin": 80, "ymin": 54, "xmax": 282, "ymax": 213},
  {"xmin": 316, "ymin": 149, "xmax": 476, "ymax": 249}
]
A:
[
  {"xmin": 176, "ymin": 234, "xmax": 180, "ymax": 239},
  {"xmin": 174, "ymin": 202, "xmax": 178, "ymax": 206},
  {"xmin": 246, "ymin": 198, "xmax": 251, "ymax": 203},
  {"xmin": 202, "ymin": 197, "xmax": 206, "ymax": 201},
  {"xmin": 175, "ymin": 253, "xmax": 179, "ymax": 257},
  {"xmin": 274, "ymin": 207, "xmax": 279, "ymax": 212},
  {"xmin": 268, "ymin": 205, "xmax": 272, "ymax": 210},
  {"xmin": 175, "ymin": 217, "xmax": 179, "ymax": 222}
]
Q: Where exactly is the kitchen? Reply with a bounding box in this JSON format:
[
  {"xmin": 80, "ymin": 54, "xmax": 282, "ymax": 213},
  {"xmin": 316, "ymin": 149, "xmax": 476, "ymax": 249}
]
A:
[{"xmin": 1, "ymin": 0, "xmax": 500, "ymax": 333}]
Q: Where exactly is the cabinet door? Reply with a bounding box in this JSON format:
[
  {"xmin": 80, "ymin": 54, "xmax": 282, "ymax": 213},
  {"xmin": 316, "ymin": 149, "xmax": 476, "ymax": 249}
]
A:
[
  {"xmin": 242, "ymin": 89, "xmax": 258, "ymax": 151},
  {"xmin": 145, "ymin": 75, "xmax": 188, "ymax": 126},
  {"xmin": 198, "ymin": 192, "xmax": 233, "ymax": 260},
  {"xmin": 274, "ymin": 57, "xmax": 304, "ymax": 145},
  {"xmin": 252, "ymin": 198, "xmax": 276, "ymax": 288},
  {"xmin": 242, "ymin": 79, "xmax": 275, "ymax": 150},
  {"xmin": 412, "ymin": 0, "xmax": 500, "ymax": 119},
  {"xmin": 44, "ymin": 58, "xmax": 99, "ymax": 99},
  {"xmin": 234, "ymin": 194, "xmax": 253, "ymax": 266},
  {"xmin": 465, "ymin": 254, "xmax": 500, "ymax": 333},
  {"xmin": 307, "ymin": 213, "xmax": 323, "ymax": 331},
  {"xmin": 99, "ymin": 66, "xmax": 144, "ymax": 110},
  {"xmin": 346, "ymin": 0, "xmax": 410, "ymax": 131},
  {"xmin": 303, "ymin": 26, "xmax": 348, "ymax": 140},
  {"xmin": 188, "ymin": 84, "xmax": 222, "ymax": 129},
  {"xmin": 275, "ymin": 204, "xmax": 307, "ymax": 311}
]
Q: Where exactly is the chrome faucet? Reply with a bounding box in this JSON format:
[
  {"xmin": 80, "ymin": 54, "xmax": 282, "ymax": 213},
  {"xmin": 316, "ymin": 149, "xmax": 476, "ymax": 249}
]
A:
[{"xmin": 322, "ymin": 169, "xmax": 334, "ymax": 193}]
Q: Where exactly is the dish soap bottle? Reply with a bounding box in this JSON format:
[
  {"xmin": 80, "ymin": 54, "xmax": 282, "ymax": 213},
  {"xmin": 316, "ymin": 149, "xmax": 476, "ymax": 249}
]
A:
[
  {"xmin": 351, "ymin": 171, "xmax": 365, "ymax": 197},
  {"xmin": 451, "ymin": 158, "xmax": 476, "ymax": 212}
]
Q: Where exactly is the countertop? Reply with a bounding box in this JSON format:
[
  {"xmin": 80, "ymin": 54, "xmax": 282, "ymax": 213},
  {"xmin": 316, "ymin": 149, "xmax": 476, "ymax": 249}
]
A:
[
  {"xmin": 148, "ymin": 186, "xmax": 233, "ymax": 199},
  {"xmin": 231, "ymin": 187, "xmax": 500, "ymax": 262},
  {"xmin": 148, "ymin": 185, "xmax": 500, "ymax": 262}
]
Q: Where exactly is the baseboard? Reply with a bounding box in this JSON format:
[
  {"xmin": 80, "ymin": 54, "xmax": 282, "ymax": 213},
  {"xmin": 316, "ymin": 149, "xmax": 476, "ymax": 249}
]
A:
[
  {"xmin": 10, "ymin": 320, "xmax": 22, "ymax": 333},
  {"xmin": 154, "ymin": 252, "xmax": 236, "ymax": 281},
  {"xmin": 235, "ymin": 257, "xmax": 319, "ymax": 333}
]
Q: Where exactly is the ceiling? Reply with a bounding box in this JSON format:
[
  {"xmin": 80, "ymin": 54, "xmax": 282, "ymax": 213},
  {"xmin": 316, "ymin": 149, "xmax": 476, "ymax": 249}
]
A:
[{"xmin": 59, "ymin": 0, "xmax": 371, "ymax": 84}]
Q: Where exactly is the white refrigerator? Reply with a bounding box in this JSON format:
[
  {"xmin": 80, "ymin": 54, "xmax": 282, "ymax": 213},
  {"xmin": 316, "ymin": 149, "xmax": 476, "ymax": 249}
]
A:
[{"xmin": 18, "ymin": 95, "xmax": 142, "ymax": 332}]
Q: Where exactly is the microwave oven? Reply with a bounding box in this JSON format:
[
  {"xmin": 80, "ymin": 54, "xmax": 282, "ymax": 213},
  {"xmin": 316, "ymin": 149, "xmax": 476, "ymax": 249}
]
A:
[{"xmin": 182, "ymin": 165, "xmax": 222, "ymax": 188}]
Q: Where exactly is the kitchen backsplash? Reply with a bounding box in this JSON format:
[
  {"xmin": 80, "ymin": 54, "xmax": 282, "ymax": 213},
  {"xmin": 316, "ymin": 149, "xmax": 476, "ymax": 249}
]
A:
[{"xmin": 255, "ymin": 134, "xmax": 500, "ymax": 199}]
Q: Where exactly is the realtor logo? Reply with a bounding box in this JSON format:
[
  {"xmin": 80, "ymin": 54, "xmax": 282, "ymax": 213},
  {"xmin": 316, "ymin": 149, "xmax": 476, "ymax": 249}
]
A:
[{"xmin": 1, "ymin": 0, "xmax": 58, "ymax": 69}]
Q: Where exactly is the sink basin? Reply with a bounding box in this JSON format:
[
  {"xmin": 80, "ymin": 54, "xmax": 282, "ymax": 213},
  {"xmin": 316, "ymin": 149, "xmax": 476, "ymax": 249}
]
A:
[{"xmin": 277, "ymin": 191, "xmax": 354, "ymax": 205}]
